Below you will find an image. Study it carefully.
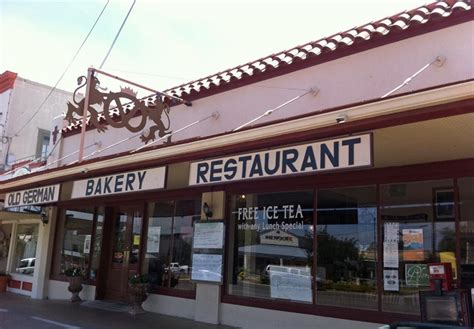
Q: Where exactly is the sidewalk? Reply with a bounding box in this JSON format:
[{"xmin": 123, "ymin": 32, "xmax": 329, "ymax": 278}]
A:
[{"xmin": 0, "ymin": 293, "xmax": 235, "ymax": 329}]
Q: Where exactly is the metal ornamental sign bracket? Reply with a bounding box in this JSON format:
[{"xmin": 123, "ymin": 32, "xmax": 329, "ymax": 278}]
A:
[{"xmin": 65, "ymin": 71, "xmax": 182, "ymax": 144}]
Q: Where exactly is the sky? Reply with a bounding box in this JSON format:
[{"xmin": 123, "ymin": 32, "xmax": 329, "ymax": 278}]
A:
[{"xmin": 1, "ymin": 0, "xmax": 431, "ymax": 94}]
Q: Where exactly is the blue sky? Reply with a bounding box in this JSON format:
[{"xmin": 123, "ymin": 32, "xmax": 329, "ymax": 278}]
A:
[{"xmin": 1, "ymin": 0, "xmax": 429, "ymax": 93}]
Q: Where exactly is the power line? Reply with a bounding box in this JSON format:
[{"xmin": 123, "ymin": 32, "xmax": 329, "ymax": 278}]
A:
[
  {"xmin": 99, "ymin": 0, "xmax": 136, "ymax": 69},
  {"xmin": 13, "ymin": 0, "xmax": 110, "ymax": 137}
]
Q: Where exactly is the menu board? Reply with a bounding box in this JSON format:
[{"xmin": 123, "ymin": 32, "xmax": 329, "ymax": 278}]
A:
[
  {"xmin": 193, "ymin": 222, "xmax": 224, "ymax": 249},
  {"xmin": 191, "ymin": 253, "xmax": 223, "ymax": 283}
]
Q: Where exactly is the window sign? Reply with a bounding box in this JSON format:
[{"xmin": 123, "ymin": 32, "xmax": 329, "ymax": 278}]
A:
[
  {"xmin": 406, "ymin": 264, "xmax": 429, "ymax": 287},
  {"xmin": 71, "ymin": 167, "xmax": 166, "ymax": 199},
  {"xmin": 189, "ymin": 134, "xmax": 372, "ymax": 185},
  {"xmin": 269, "ymin": 266, "xmax": 312, "ymax": 302},
  {"xmin": 191, "ymin": 253, "xmax": 223, "ymax": 283},
  {"xmin": 5, "ymin": 184, "xmax": 60, "ymax": 208},
  {"xmin": 146, "ymin": 226, "xmax": 161, "ymax": 253},
  {"xmin": 384, "ymin": 269, "xmax": 399, "ymax": 291},
  {"xmin": 193, "ymin": 222, "xmax": 224, "ymax": 249}
]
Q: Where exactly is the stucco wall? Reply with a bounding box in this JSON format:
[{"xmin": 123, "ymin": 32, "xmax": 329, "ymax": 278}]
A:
[
  {"xmin": 5, "ymin": 78, "xmax": 71, "ymax": 165},
  {"xmin": 56, "ymin": 21, "xmax": 473, "ymax": 164}
]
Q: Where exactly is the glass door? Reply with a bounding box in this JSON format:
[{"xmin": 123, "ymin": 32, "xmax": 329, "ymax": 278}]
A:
[{"xmin": 105, "ymin": 205, "xmax": 143, "ymax": 301}]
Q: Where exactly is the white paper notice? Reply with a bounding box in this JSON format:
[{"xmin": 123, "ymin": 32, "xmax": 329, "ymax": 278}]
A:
[
  {"xmin": 384, "ymin": 269, "xmax": 399, "ymax": 291},
  {"xmin": 270, "ymin": 267, "xmax": 312, "ymax": 303},
  {"xmin": 191, "ymin": 253, "xmax": 223, "ymax": 283},
  {"xmin": 383, "ymin": 241, "xmax": 399, "ymax": 268},
  {"xmin": 193, "ymin": 222, "xmax": 224, "ymax": 249},
  {"xmin": 147, "ymin": 227, "xmax": 161, "ymax": 253},
  {"xmin": 384, "ymin": 222, "xmax": 400, "ymax": 242}
]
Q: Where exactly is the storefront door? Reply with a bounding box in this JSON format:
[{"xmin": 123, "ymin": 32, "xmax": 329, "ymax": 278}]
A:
[{"xmin": 104, "ymin": 205, "xmax": 143, "ymax": 301}]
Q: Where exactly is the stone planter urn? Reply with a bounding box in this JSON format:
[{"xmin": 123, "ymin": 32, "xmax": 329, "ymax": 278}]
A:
[
  {"xmin": 128, "ymin": 283, "xmax": 148, "ymax": 315},
  {"xmin": 67, "ymin": 276, "xmax": 83, "ymax": 302}
]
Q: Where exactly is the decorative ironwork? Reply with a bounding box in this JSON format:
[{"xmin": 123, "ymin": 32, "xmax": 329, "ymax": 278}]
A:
[{"xmin": 65, "ymin": 75, "xmax": 171, "ymax": 143}]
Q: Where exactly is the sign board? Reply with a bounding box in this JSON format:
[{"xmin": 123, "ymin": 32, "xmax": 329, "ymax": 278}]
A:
[
  {"xmin": 193, "ymin": 222, "xmax": 224, "ymax": 249},
  {"xmin": 191, "ymin": 253, "xmax": 223, "ymax": 283},
  {"xmin": 406, "ymin": 263, "xmax": 429, "ymax": 287},
  {"xmin": 5, "ymin": 184, "xmax": 60, "ymax": 208},
  {"xmin": 189, "ymin": 134, "xmax": 372, "ymax": 186},
  {"xmin": 260, "ymin": 230, "xmax": 299, "ymax": 247},
  {"xmin": 71, "ymin": 167, "xmax": 166, "ymax": 199}
]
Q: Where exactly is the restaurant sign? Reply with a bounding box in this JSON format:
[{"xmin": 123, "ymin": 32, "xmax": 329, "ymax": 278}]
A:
[
  {"xmin": 71, "ymin": 167, "xmax": 166, "ymax": 199},
  {"xmin": 189, "ymin": 134, "xmax": 372, "ymax": 185},
  {"xmin": 5, "ymin": 184, "xmax": 60, "ymax": 208}
]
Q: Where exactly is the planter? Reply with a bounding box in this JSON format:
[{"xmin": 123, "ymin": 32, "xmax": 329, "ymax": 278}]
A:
[
  {"xmin": 0, "ymin": 275, "xmax": 9, "ymax": 293},
  {"xmin": 128, "ymin": 283, "xmax": 148, "ymax": 315},
  {"xmin": 67, "ymin": 276, "xmax": 83, "ymax": 302}
]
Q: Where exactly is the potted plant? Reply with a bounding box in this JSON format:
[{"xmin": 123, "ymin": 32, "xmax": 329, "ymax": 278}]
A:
[
  {"xmin": 128, "ymin": 273, "xmax": 149, "ymax": 315},
  {"xmin": 64, "ymin": 266, "xmax": 84, "ymax": 302},
  {"xmin": 0, "ymin": 272, "xmax": 9, "ymax": 293}
]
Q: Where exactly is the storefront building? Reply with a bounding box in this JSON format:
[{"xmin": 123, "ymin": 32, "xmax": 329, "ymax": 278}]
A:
[{"xmin": 0, "ymin": 1, "xmax": 472, "ymax": 328}]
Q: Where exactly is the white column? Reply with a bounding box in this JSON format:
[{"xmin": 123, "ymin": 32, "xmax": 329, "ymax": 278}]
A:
[{"xmin": 194, "ymin": 283, "xmax": 221, "ymax": 324}]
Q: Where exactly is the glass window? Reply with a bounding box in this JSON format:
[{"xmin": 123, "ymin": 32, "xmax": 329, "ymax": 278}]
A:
[
  {"xmin": 459, "ymin": 177, "xmax": 474, "ymax": 287},
  {"xmin": 89, "ymin": 208, "xmax": 104, "ymax": 280},
  {"xmin": 143, "ymin": 199, "xmax": 200, "ymax": 291},
  {"xmin": 380, "ymin": 180, "xmax": 455, "ymax": 314},
  {"xmin": 12, "ymin": 224, "xmax": 39, "ymax": 276},
  {"xmin": 316, "ymin": 186, "xmax": 377, "ymax": 310},
  {"xmin": 51, "ymin": 207, "xmax": 95, "ymax": 278},
  {"xmin": 226, "ymin": 191, "xmax": 314, "ymax": 303}
]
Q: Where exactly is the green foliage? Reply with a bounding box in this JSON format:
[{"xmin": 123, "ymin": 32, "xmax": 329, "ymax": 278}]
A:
[
  {"xmin": 64, "ymin": 267, "xmax": 84, "ymax": 278},
  {"xmin": 331, "ymin": 280, "xmax": 376, "ymax": 293},
  {"xmin": 129, "ymin": 273, "xmax": 149, "ymax": 286}
]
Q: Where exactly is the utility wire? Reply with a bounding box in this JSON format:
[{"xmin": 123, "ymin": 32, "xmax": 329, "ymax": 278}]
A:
[
  {"xmin": 99, "ymin": 0, "xmax": 136, "ymax": 69},
  {"xmin": 13, "ymin": 0, "xmax": 110, "ymax": 137}
]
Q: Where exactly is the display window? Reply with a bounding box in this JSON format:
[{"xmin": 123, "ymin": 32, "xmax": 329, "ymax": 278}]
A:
[
  {"xmin": 226, "ymin": 191, "xmax": 314, "ymax": 303},
  {"xmin": 12, "ymin": 224, "xmax": 39, "ymax": 276},
  {"xmin": 380, "ymin": 179, "xmax": 456, "ymax": 314},
  {"xmin": 142, "ymin": 198, "xmax": 201, "ymax": 292},
  {"xmin": 50, "ymin": 207, "xmax": 103, "ymax": 280},
  {"xmin": 316, "ymin": 186, "xmax": 378, "ymax": 310}
]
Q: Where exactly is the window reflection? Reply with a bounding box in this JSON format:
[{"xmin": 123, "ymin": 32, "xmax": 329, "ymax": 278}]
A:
[
  {"xmin": 316, "ymin": 186, "xmax": 378, "ymax": 310},
  {"xmin": 227, "ymin": 191, "xmax": 314, "ymax": 303},
  {"xmin": 13, "ymin": 224, "xmax": 39, "ymax": 276},
  {"xmin": 143, "ymin": 199, "xmax": 200, "ymax": 291},
  {"xmin": 380, "ymin": 180, "xmax": 455, "ymax": 314}
]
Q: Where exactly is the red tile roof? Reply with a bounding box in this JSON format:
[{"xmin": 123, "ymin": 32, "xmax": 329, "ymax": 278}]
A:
[
  {"xmin": 0, "ymin": 71, "xmax": 17, "ymax": 94},
  {"xmin": 63, "ymin": 0, "xmax": 472, "ymax": 136}
]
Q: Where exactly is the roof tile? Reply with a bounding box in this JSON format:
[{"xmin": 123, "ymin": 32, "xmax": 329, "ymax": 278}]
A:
[{"xmin": 63, "ymin": 0, "xmax": 471, "ymax": 135}]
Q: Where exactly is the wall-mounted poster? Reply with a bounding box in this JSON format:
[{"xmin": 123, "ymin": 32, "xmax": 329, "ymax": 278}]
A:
[
  {"xmin": 384, "ymin": 269, "xmax": 399, "ymax": 291},
  {"xmin": 191, "ymin": 253, "xmax": 223, "ymax": 283},
  {"xmin": 193, "ymin": 222, "xmax": 224, "ymax": 249},
  {"xmin": 402, "ymin": 228, "xmax": 424, "ymax": 261},
  {"xmin": 405, "ymin": 264, "xmax": 429, "ymax": 287}
]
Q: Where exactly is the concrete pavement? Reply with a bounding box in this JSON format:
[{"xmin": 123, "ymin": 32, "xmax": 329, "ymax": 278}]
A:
[{"xmin": 0, "ymin": 293, "xmax": 235, "ymax": 329}]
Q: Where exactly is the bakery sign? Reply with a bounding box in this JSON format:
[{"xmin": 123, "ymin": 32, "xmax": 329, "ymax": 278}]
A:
[
  {"xmin": 71, "ymin": 167, "xmax": 166, "ymax": 199},
  {"xmin": 189, "ymin": 133, "xmax": 372, "ymax": 185},
  {"xmin": 5, "ymin": 184, "xmax": 60, "ymax": 208}
]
